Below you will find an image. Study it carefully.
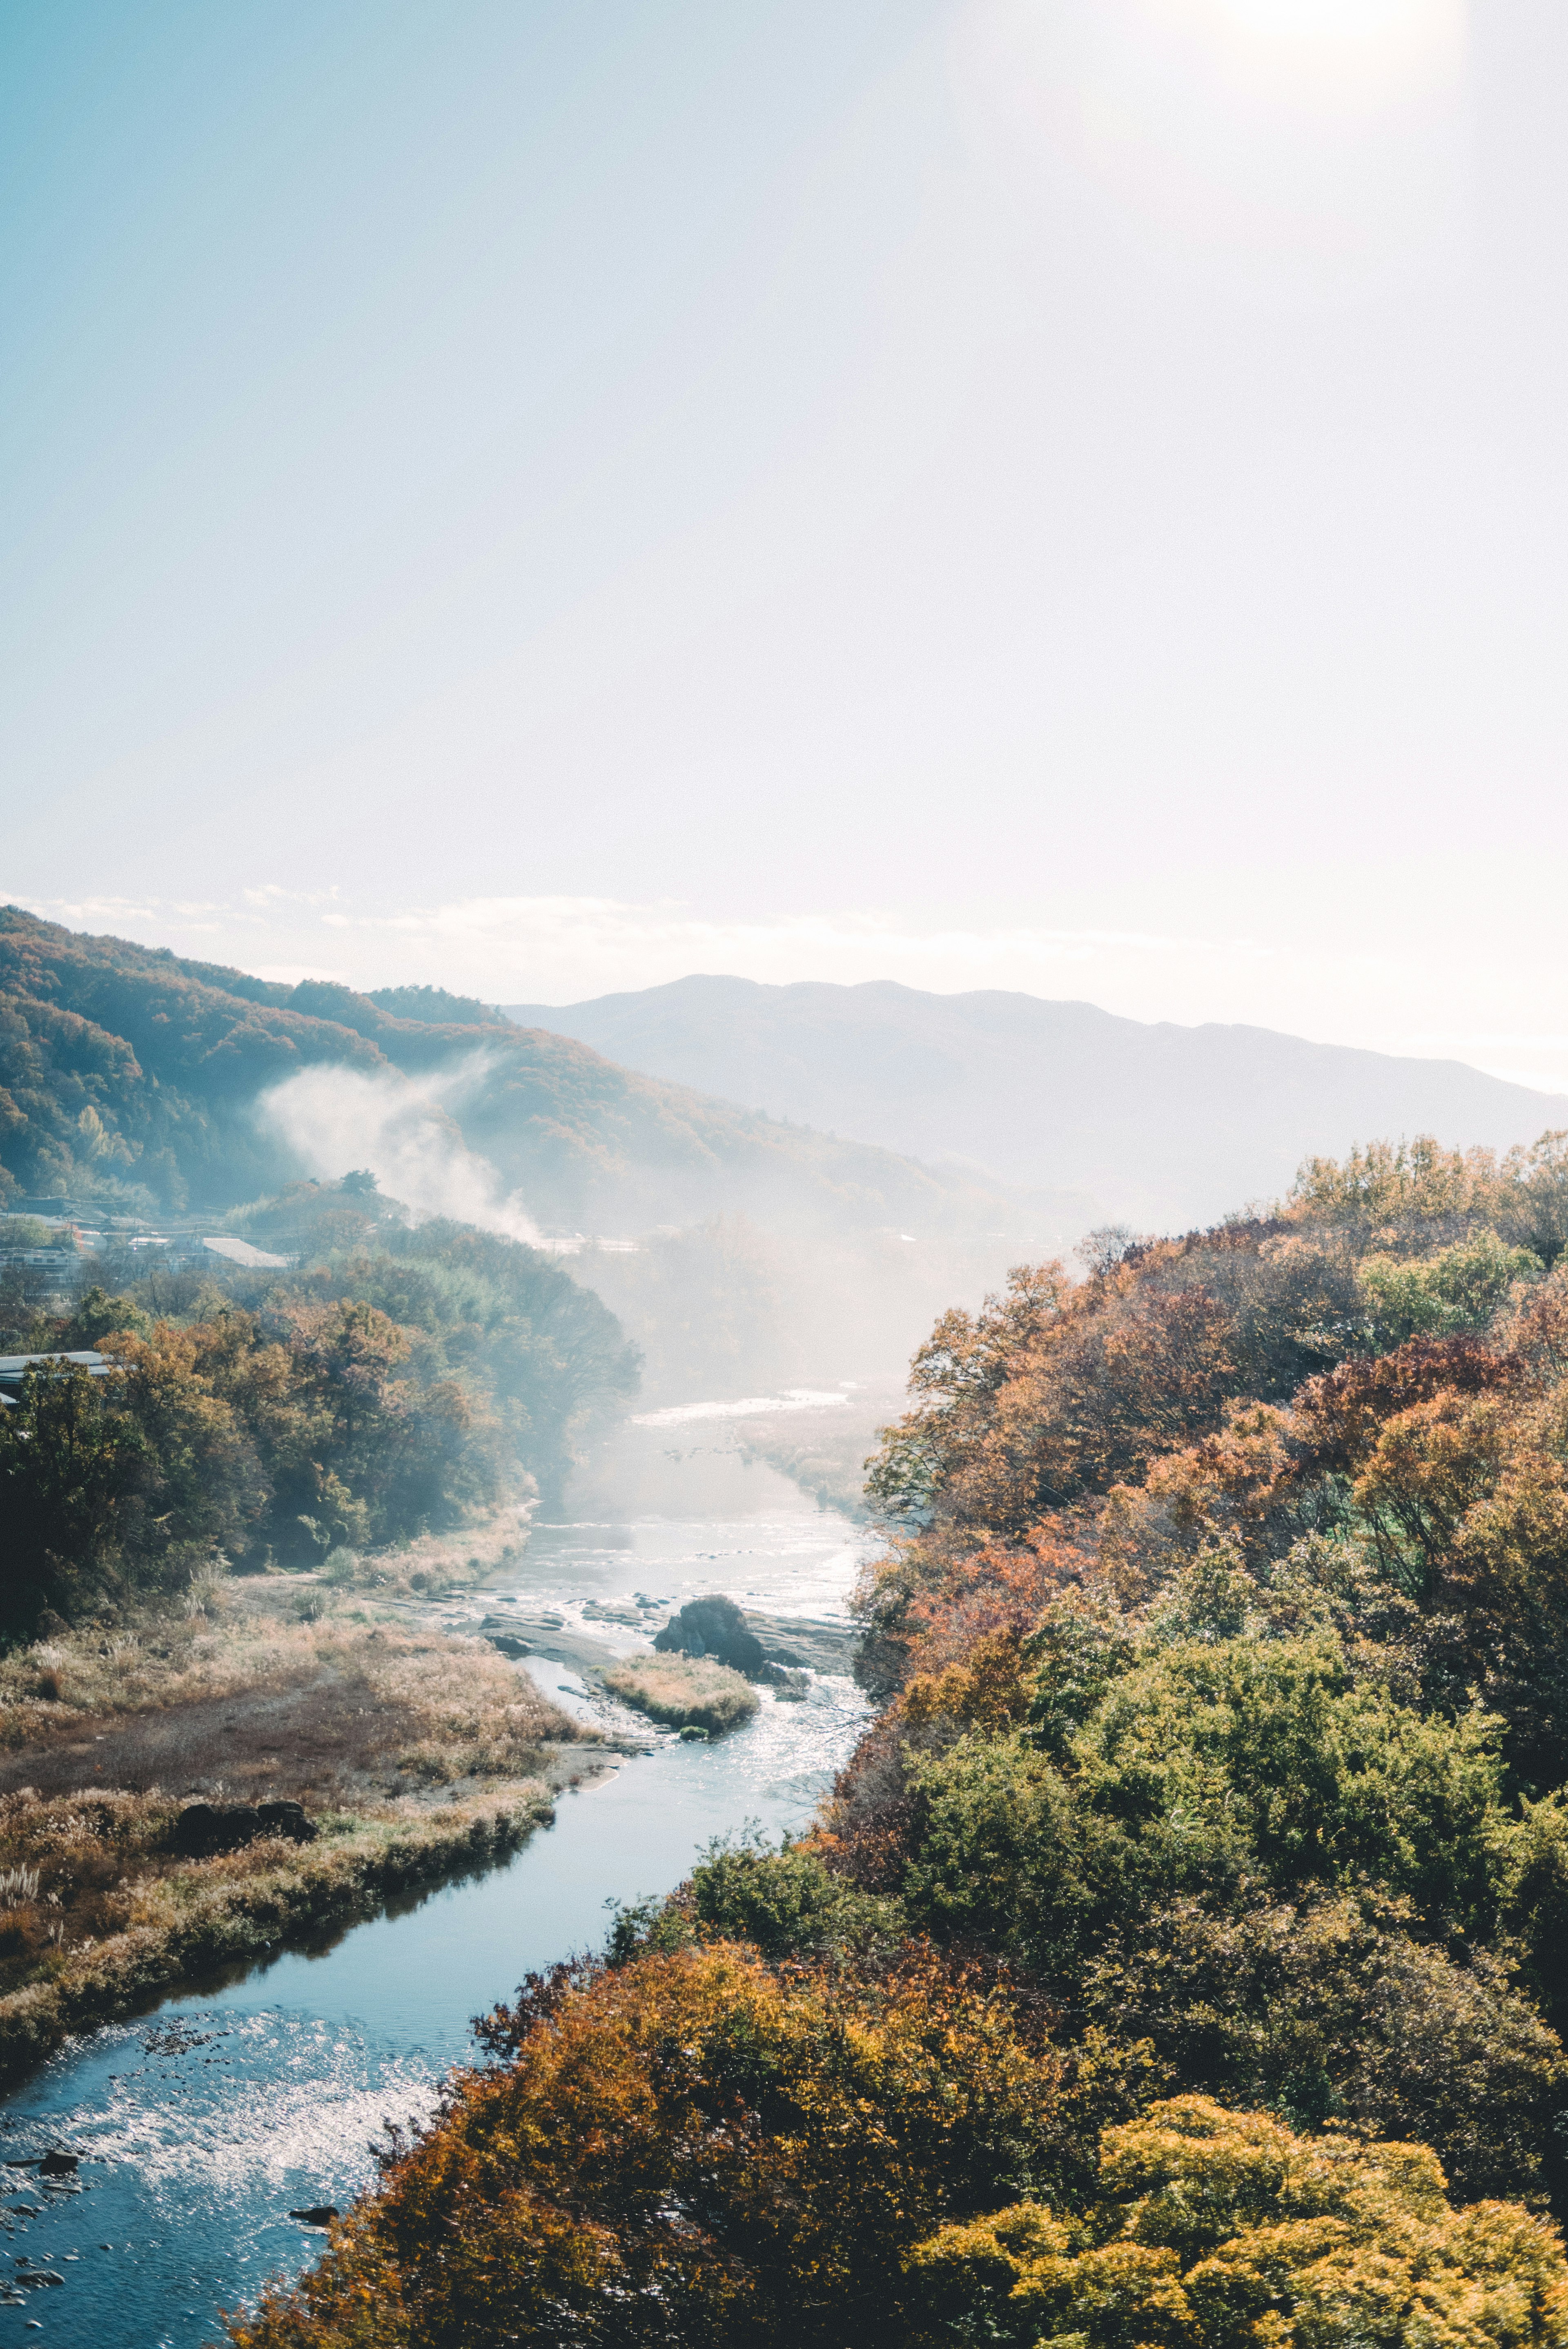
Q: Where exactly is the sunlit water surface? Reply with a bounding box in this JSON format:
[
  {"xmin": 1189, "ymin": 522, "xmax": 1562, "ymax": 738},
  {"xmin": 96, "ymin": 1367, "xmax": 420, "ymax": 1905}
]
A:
[{"xmin": 0, "ymin": 1433, "xmax": 873, "ymax": 2347}]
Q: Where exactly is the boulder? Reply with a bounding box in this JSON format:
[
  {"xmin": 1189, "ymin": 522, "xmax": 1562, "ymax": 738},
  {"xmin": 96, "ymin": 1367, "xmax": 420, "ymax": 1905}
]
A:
[
  {"xmin": 483, "ymin": 1631, "xmax": 532, "ymax": 1660},
  {"xmin": 652, "ymin": 1596, "xmax": 766, "ymax": 1679},
  {"xmin": 288, "ymin": 2206, "xmax": 339, "ymax": 2227}
]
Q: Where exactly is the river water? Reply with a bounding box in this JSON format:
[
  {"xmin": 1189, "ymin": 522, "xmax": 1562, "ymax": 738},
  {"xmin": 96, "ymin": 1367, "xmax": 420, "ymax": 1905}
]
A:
[{"xmin": 0, "ymin": 1426, "xmax": 875, "ymax": 2349}]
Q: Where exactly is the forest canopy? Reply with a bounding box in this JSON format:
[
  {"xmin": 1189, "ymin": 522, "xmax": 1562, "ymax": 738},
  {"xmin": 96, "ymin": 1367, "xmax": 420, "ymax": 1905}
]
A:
[
  {"xmin": 0, "ymin": 907, "xmax": 1022, "ymax": 1235},
  {"xmin": 0, "ymin": 1178, "xmax": 639, "ymax": 1636},
  {"xmin": 228, "ymin": 1130, "xmax": 1568, "ymax": 2349}
]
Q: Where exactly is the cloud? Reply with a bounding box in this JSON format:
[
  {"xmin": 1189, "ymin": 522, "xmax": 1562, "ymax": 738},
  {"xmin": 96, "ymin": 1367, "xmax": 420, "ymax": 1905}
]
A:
[
  {"xmin": 330, "ymin": 893, "xmax": 1282, "ymax": 1001},
  {"xmin": 262, "ymin": 1056, "xmax": 541, "ymax": 1244}
]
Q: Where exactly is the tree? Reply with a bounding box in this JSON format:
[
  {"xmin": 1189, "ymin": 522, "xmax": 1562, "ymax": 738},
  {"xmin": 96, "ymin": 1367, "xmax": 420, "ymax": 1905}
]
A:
[
  {"xmin": 225, "ymin": 1944, "xmax": 1062, "ymax": 2349},
  {"xmin": 0, "ymin": 1362, "xmax": 145, "ymax": 1628},
  {"xmin": 899, "ymin": 1636, "xmax": 1512, "ymax": 1972},
  {"xmin": 1076, "ymin": 1890, "xmax": 1568, "ymax": 2207},
  {"xmin": 908, "ymin": 2095, "xmax": 1568, "ymax": 2348}
]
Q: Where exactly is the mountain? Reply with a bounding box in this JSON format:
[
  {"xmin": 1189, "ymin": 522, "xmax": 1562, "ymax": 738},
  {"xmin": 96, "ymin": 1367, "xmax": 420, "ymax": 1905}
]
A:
[
  {"xmin": 0, "ymin": 912, "xmax": 1043, "ymax": 1239},
  {"xmin": 502, "ymin": 975, "xmax": 1568, "ymax": 1232}
]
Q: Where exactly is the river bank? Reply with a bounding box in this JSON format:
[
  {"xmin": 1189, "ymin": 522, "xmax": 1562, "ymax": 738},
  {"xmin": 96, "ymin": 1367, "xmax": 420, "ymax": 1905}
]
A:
[
  {"xmin": 0, "ymin": 1418, "xmax": 877, "ymax": 2346},
  {"xmin": 0, "ymin": 1583, "xmax": 604, "ymax": 2085},
  {"xmin": 0, "ymin": 1674, "xmax": 871, "ymax": 2347}
]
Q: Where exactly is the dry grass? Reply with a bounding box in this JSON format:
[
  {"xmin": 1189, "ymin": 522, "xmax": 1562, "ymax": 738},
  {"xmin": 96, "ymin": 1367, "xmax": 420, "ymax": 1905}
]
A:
[
  {"xmin": 0, "ymin": 1783, "xmax": 556, "ymax": 2086},
  {"xmin": 310, "ymin": 1505, "xmax": 532, "ymax": 1601},
  {"xmin": 0, "ymin": 1603, "xmax": 586, "ymax": 1802},
  {"xmin": 603, "ymin": 1656, "xmax": 760, "ymax": 1735},
  {"xmin": 0, "ymin": 1570, "xmax": 602, "ymax": 2084}
]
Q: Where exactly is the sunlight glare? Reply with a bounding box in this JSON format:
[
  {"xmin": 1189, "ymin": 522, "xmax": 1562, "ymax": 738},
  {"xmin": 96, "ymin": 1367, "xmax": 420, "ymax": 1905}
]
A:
[
  {"xmin": 954, "ymin": 0, "xmax": 1472, "ymax": 301},
  {"xmin": 1194, "ymin": 0, "xmax": 1465, "ymax": 103}
]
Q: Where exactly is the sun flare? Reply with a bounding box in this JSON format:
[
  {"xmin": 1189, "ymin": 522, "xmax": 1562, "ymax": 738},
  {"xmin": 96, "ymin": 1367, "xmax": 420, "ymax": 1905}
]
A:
[{"xmin": 1200, "ymin": 0, "xmax": 1465, "ymax": 88}]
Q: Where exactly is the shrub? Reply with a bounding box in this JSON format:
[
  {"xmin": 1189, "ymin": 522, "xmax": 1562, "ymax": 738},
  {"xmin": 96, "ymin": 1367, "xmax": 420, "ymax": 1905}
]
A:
[
  {"xmin": 683, "ymin": 1832, "xmax": 905, "ymax": 1960},
  {"xmin": 907, "ymin": 2095, "xmax": 1568, "ymax": 2349}
]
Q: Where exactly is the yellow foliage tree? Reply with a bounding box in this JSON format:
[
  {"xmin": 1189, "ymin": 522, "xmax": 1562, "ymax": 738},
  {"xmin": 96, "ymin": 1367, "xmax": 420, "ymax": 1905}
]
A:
[
  {"xmin": 908, "ymin": 2094, "xmax": 1568, "ymax": 2347},
  {"xmin": 225, "ymin": 1941, "xmax": 1063, "ymax": 2349}
]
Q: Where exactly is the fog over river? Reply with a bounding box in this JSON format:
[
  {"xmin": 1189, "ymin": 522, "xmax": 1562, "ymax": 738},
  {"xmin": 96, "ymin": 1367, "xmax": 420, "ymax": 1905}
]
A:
[{"xmin": 0, "ymin": 1416, "xmax": 875, "ymax": 2349}]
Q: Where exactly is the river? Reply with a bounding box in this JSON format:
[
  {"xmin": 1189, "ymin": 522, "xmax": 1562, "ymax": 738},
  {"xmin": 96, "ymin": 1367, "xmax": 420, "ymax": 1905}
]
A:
[{"xmin": 0, "ymin": 1424, "xmax": 875, "ymax": 2349}]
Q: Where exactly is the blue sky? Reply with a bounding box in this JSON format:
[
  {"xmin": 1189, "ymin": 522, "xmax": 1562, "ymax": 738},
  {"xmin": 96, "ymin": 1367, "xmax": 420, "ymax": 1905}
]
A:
[{"xmin": 7, "ymin": 2, "xmax": 1568, "ymax": 1088}]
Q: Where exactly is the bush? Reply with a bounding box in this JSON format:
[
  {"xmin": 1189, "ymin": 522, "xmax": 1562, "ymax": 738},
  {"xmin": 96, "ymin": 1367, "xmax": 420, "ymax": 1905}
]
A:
[
  {"xmin": 907, "ymin": 2095, "xmax": 1568, "ymax": 2349},
  {"xmin": 684, "ymin": 1832, "xmax": 905, "ymax": 1960}
]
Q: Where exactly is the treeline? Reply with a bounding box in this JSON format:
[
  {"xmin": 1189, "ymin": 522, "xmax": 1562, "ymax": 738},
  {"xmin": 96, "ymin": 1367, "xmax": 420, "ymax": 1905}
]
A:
[
  {"xmin": 0, "ymin": 1180, "xmax": 638, "ymax": 1636},
  {"xmin": 0, "ymin": 908, "xmax": 1022, "ymax": 1238},
  {"xmin": 230, "ymin": 1133, "xmax": 1568, "ymax": 2349}
]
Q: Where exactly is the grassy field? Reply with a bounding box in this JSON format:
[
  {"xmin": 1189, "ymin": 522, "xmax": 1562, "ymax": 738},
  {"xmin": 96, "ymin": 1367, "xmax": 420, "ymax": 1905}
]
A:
[
  {"xmin": 602, "ymin": 1655, "xmax": 760, "ymax": 1734},
  {"xmin": 0, "ymin": 1600, "xmax": 582, "ymax": 1799},
  {"xmin": 0, "ymin": 1785, "xmax": 553, "ymax": 2085},
  {"xmin": 0, "ymin": 1577, "xmax": 599, "ymax": 2081}
]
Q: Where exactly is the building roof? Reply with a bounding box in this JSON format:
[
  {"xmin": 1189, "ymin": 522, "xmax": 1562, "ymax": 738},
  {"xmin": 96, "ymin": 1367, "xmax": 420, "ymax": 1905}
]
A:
[{"xmin": 0, "ymin": 1349, "xmax": 113, "ymax": 1385}]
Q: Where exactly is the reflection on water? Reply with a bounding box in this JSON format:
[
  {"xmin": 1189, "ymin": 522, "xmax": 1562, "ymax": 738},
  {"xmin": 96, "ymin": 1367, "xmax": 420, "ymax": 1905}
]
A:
[
  {"xmin": 632, "ymin": 1387, "xmax": 853, "ymax": 1428},
  {"xmin": 0, "ymin": 1432, "xmax": 875, "ymax": 2348}
]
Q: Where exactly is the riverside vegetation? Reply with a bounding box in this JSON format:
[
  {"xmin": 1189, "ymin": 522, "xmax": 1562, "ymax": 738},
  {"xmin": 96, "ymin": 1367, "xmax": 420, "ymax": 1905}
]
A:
[
  {"xmin": 602, "ymin": 1654, "xmax": 760, "ymax": 1736},
  {"xmin": 0, "ymin": 1176, "xmax": 640, "ymax": 1638},
  {"xmin": 0, "ymin": 1181, "xmax": 633, "ymax": 2076},
  {"xmin": 0, "ymin": 1581, "xmax": 595, "ymax": 2083},
  {"xmin": 230, "ymin": 1134, "xmax": 1568, "ymax": 2349}
]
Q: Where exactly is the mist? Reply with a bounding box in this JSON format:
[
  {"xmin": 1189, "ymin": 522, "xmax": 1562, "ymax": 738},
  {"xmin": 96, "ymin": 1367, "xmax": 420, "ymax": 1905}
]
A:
[
  {"xmin": 257, "ymin": 1019, "xmax": 1061, "ymax": 1454},
  {"xmin": 577, "ymin": 1214, "xmax": 1027, "ymax": 1406},
  {"xmin": 261, "ymin": 1054, "xmax": 1036, "ymax": 1437},
  {"xmin": 261, "ymin": 1058, "xmax": 542, "ymax": 1244}
]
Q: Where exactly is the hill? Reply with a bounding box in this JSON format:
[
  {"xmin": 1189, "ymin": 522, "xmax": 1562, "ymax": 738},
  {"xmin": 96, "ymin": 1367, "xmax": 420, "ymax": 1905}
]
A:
[
  {"xmin": 0, "ymin": 912, "xmax": 1040, "ymax": 1240},
  {"xmin": 503, "ymin": 974, "xmax": 1568, "ymax": 1232}
]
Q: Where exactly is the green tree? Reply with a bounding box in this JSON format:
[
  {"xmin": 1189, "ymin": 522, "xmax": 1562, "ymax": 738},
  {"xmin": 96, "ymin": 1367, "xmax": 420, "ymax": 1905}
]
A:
[
  {"xmin": 901, "ymin": 1637, "xmax": 1512, "ymax": 1971},
  {"xmin": 0, "ymin": 1362, "xmax": 145, "ymax": 1627}
]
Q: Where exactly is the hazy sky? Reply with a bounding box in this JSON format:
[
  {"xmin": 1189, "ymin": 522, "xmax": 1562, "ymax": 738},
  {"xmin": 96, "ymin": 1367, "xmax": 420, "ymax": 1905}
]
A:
[{"xmin": 7, "ymin": 2, "xmax": 1568, "ymax": 1086}]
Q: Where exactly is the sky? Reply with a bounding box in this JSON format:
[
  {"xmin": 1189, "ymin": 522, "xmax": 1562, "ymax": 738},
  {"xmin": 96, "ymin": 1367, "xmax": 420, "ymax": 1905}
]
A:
[{"xmin": 6, "ymin": 1, "xmax": 1568, "ymax": 1088}]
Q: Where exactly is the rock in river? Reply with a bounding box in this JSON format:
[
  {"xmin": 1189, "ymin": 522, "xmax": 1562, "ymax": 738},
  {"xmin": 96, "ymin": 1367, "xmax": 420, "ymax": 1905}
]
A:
[{"xmin": 654, "ymin": 1596, "xmax": 766, "ymax": 1678}]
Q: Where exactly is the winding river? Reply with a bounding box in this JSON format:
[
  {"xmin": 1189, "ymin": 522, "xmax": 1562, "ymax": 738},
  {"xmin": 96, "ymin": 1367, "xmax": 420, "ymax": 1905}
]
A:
[{"xmin": 0, "ymin": 1419, "xmax": 875, "ymax": 2349}]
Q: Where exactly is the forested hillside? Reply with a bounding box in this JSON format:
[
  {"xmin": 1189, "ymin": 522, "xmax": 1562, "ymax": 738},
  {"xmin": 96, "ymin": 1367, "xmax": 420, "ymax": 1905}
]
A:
[
  {"xmin": 0, "ymin": 1179, "xmax": 639, "ymax": 1635},
  {"xmin": 236, "ymin": 1132, "xmax": 1568, "ymax": 2348},
  {"xmin": 507, "ymin": 973, "xmax": 1568, "ymax": 1230},
  {"xmin": 0, "ymin": 911, "xmax": 1025, "ymax": 1236}
]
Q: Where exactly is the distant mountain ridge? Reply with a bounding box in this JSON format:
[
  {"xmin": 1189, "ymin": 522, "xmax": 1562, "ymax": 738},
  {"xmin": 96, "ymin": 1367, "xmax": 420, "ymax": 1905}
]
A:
[
  {"xmin": 503, "ymin": 975, "xmax": 1568, "ymax": 1232},
  {"xmin": 0, "ymin": 912, "xmax": 1043, "ymax": 1238}
]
